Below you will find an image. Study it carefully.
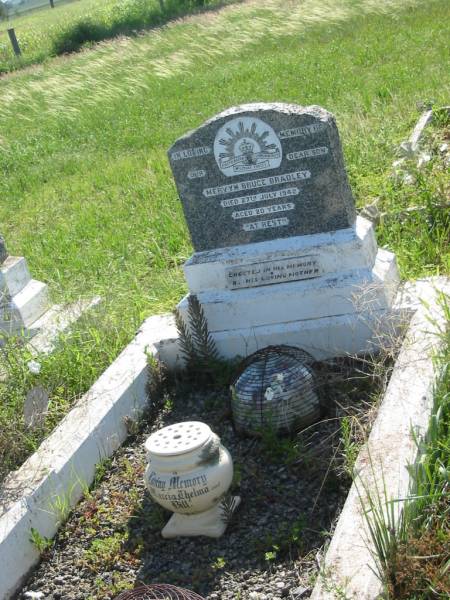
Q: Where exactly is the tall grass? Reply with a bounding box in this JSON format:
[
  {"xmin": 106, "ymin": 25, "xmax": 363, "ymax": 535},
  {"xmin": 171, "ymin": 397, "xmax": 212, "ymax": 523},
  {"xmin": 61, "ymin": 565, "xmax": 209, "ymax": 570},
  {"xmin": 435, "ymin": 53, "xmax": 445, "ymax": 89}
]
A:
[
  {"xmin": 0, "ymin": 0, "xmax": 225, "ymax": 72},
  {"xmin": 0, "ymin": 302, "xmax": 132, "ymax": 483},
  {"xmin": 51, "ymin": 0, "xmax": 218, "ymax": 54}
]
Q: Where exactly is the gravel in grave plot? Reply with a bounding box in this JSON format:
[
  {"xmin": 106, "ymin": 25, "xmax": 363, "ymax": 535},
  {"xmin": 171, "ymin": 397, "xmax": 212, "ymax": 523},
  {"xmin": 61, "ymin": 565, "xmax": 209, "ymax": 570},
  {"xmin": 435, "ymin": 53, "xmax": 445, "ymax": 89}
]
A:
[{"xmin": 19, "ymin": 360, "xmax": 386, "ymax": 600}]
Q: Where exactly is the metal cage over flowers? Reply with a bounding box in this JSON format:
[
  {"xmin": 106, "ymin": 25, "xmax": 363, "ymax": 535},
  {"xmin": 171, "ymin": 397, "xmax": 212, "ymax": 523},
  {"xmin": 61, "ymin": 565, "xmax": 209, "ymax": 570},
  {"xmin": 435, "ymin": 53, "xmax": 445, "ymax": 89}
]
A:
[
  {"xmin": 230, "ymin": 345, "xmax": 319, "ymax": 435},
  {"xmin": 114, "ymin": 584, "xmax": 205, "ymax": 600}
]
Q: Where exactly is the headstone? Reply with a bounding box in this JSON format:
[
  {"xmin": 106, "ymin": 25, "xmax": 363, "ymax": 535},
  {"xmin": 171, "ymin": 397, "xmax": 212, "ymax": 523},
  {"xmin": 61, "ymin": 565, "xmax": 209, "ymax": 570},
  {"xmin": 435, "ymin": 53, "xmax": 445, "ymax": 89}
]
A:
[
  {"xmin": 0, "ymin": 236, "xmax": 98, "ymax": 348},
  {"xmin": 0, "ymin": 236, "xmax": 49, "ymax": 339},
  {"xmin": 169, "ymin": 104, "xmax": 356, "ymax": 252},
  {"xmin": 0, "ymin": 235, "xmax": 7, "ymax": 265},
  {"xmin": 169, "ymin": 103, "xmax": 400, "ymax": 361}
]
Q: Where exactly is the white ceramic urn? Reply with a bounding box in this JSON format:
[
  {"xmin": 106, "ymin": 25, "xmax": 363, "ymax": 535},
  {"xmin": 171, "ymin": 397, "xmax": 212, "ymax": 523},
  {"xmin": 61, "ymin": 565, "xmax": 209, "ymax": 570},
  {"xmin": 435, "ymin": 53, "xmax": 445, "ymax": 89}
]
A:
[{"xmin": 144, "ymin": 421, "xmax": 240, "ymax": 538}]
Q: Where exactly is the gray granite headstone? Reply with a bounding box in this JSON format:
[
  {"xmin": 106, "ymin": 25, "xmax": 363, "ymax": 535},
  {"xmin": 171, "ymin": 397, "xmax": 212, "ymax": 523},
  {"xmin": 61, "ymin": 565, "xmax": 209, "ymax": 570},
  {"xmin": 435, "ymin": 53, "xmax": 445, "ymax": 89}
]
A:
[
  {"xmin": 0, "ymin": 235, "xmax": 7, "ymax": 265},
  {"xmin": 168, "ymin": 103, "xmax": 356, "ymax": 252}
]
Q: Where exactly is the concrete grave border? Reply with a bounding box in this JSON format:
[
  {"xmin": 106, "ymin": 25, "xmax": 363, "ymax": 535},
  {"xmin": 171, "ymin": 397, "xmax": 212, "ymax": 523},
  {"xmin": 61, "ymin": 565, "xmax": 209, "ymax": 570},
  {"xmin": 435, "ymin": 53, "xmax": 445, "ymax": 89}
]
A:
[
  {"xmin": 0, "ymin": 278, "xmax": 448, "ymax": 599},
  {"xmin": 0, "ymin": 314, "xmax": 179, "ymax": 600},
  {"xmin": 311, "ymin": 277, "xmax": 450, "ymax": 600}
]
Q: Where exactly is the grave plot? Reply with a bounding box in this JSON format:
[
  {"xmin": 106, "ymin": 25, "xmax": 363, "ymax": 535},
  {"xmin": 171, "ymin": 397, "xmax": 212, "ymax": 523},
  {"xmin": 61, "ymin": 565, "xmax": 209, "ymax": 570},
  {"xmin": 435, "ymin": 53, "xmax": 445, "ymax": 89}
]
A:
[
  {"xmin": 6, "ymin": 103, "xmax": 448, "ymax": 600},
  {"xmin": 18, "ymin": 353, "xmax": 395, "ymax": 600},
  {"xmin": 12, "ymin": 281, "xmax": 449, "ymax": 600}
]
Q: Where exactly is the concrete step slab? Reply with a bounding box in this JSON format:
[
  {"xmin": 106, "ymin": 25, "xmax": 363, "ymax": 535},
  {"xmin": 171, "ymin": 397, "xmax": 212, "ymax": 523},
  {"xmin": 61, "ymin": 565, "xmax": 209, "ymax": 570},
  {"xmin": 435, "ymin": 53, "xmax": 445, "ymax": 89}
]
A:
[{"xmin": 0, "ymin": 256, "xmax": 31, "ymax": 299}]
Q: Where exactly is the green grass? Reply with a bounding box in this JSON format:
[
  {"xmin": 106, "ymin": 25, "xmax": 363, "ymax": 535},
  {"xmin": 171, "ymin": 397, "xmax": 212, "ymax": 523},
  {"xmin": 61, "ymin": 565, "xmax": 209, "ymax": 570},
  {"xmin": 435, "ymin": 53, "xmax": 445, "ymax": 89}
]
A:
[
  {"xmin": 0, "ymin": 0, "xmax": 226, "ymax": 73},
  {"xmin": 0, "ymin": 0, "xmax": 449, "ymax": 479},
  {"xmin": 0, "ymin": 0, "xmax": 135, "ymax": 70}
]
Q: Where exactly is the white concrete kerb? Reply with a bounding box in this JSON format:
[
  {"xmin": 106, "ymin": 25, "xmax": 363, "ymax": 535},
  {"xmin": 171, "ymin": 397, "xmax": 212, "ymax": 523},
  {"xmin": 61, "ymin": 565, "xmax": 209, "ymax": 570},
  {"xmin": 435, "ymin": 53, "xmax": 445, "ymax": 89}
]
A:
[
  {"xmin": 311, "ymin": 277, "xmax": 450, "ymax": 600},
  {"xmin": 0, "ymin": 313, "xmax": 179, "ymax": 600}
]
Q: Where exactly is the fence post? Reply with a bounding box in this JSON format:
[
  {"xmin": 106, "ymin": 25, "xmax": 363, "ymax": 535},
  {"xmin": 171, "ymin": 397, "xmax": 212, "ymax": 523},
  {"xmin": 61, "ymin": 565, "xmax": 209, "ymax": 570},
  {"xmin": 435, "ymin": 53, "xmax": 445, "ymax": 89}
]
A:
[
  {"xmin": 7, "ymin": 28, "xmax": 21, "ymax": 56},
  {"xmin": 49, "ymin": 0, "xmax": 55, "ymax": 8}
]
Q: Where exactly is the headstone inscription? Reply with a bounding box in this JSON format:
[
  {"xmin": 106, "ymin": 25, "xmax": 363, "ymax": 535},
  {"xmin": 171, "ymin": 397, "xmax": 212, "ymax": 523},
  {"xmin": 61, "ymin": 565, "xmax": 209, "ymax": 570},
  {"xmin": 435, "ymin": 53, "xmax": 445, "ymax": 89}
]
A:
[
  {"xmin": 169, "ymin": 103, "xmax": 400, "ymax": 360},
  {"xmin": 168, "ymin": 104, "xmax": 356, "ymax": 252}
]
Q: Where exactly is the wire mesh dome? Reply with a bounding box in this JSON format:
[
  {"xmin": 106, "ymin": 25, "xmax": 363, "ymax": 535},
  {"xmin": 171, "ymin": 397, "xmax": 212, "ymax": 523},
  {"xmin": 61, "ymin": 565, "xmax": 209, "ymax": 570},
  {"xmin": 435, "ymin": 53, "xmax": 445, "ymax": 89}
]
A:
[
  {"xmin": 231, "ymin": 345, "xmax": 320, "ymax": 435},
  {"xmin": 114, "ymin": 584, "xmax": 205, "ymax": 600}
]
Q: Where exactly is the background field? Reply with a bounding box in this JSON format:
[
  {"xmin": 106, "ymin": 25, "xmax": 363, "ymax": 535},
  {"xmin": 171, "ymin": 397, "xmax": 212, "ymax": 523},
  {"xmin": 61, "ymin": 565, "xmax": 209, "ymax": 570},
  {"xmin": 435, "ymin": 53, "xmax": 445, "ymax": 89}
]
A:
[
  {"xmin": 0, "ymin": 0, "xmax": 124, "ymax": 70},
  {"xmin": 1, "ymin": 0, "xmax": 73, "ymax": 18},
  {"xmin": 0, "ymin": 0, "xmax": 449, "ymax": 475},
  {"xmin": 0, "ymin": 0, "xmax": 225, "ymax": 72}
]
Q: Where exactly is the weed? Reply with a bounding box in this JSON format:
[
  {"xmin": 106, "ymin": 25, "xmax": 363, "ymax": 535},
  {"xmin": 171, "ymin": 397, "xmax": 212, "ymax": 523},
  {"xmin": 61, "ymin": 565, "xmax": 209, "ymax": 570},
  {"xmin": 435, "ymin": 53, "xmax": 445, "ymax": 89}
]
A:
[
  {"xmin": 174, "ymin": 294, "xmax": 234, "ymax": 385},
  {"xmin": 91, "ymin": 572, "xmax": 134, "ymax": 598},
  {"xmin": 264, "ymin": 547, "xmax": 278, "ymax": 562},
  {"xmin": 146, "ymin": 352, "xmax": 168, "ymax": 405},
  {"xmin": 258, "ymin": 425, "xmax": 302, "ymax": 465},
  {"xmin": 92, "ymin": 457, "xmax": 112, "ymax": 488},
  {"xmin": 339, "ymin": 416, "xmax": 359, "ymax": 478},
  {"xmin": 29, "ymin": 527, "xmax": 52, "ymax": 553},
  {"xmin": 219, "ymin": 492, "xmax": 239, "ymax": 526},
  {"xmin": 231, "ymin": 461, "xmax": 242, "ymax": 491},
  {"xmin": 83, "ymin": 532, "xmax": 127, "ymax": 572},
  {"xmin": 319, "ymin": 568, "xmax": 353, "ymax": 600},
  {"xmin": 49, "ymin": 491, "xmax": 72, "ymax": 526},
  {"xmin": 388, "ymin": 521, "xmax": 450, "ymax": 599},
  {"xmin": 211, "ymin": 556, "xmax": 226, "ymax": 570},
  {"xmin": 122, "ymin": 414, "xmax": 140, "ymax": 436},
  {"xmin": 360, "ymin": 314, "xmax": 450, "ymax": 599},
  {"xmin": 120, "ymin": 457, "xmax": 137, "ymax": 482},
  {"xmin": 260, "ymin": 515, "xmax": 307, "ymax": 561},
  {"xmin": 175, "ymin": 295, "xmax": 219, "ymax": 370},
  {"xmin": 141, "ymin": 503, "xmax": 167, "ymax": 532},
  {"xmin": 164, "ymin": 396, "xmax": 174, "ymax": 411}
]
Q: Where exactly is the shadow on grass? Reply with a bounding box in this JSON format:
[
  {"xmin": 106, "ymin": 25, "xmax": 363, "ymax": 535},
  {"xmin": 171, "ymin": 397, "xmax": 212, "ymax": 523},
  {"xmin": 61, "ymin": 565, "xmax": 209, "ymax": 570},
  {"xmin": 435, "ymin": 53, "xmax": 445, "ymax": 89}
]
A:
[{"xmin": 52, "ymin": 0, "xmax": 242, "ymax": 56}]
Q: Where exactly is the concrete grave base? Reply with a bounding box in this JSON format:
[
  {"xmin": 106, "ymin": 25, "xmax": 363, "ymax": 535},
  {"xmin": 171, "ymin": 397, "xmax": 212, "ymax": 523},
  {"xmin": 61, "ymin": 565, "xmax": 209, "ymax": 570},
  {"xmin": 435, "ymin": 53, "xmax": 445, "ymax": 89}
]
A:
[
  {"xmin": 0, "ymin": 256, "xmax": 49, "ymax": 336},
  {"xmin": 162, "ymin": 496, "xmax": 241, "ymax": 539},
  {"xmin": 0, "ymin": 255, "xmax": 101, "ymax": 356},
  {"xmin": 183, "ymin": 216, "xmax": 378, "ymax": 293},
  {"xmin": 202, "ymin": 304, "xmax": 403, "ymax": 361},
  {"xmin": 178, "ymin": 217, "xmax": 400, "ymax": 359},
  {"xmin": 180, "ymin": 250, "xmax": 398, "ymax": 330},
  {"xmin": 0, "ymin": 256, "xmax": 31, "ymax": 297}
]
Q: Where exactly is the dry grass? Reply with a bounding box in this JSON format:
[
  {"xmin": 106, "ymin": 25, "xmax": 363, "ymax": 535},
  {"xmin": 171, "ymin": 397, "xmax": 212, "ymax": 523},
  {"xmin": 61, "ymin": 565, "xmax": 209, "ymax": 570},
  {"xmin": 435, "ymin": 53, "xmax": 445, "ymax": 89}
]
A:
[
  {"xmin": 0, "ymin": 0, "xmax": 430, "ymax": 124},
  {"xmin": 390, "ymin": 521, "xmax": 450, "ymax": 599}
]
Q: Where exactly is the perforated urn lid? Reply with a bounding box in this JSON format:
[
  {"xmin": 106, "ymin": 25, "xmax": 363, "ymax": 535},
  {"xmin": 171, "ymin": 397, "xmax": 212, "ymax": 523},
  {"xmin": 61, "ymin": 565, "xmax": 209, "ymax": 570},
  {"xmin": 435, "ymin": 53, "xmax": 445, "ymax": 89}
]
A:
[{"xmin": 145, "ymin": 421, "xmax": 212, "ymax": 457}]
